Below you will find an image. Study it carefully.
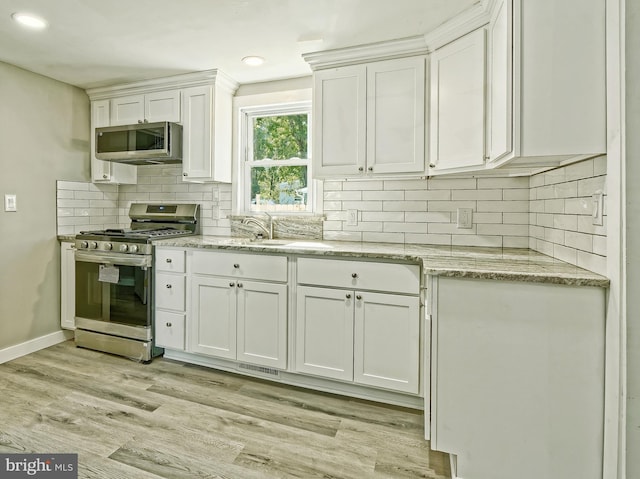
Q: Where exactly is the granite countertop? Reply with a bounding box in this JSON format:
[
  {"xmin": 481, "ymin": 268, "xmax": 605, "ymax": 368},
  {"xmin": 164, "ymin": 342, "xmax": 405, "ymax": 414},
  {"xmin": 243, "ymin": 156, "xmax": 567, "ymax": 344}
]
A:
[{"xmin": 153, "ymin": 236, "xmax": 610, "ymax": 288}]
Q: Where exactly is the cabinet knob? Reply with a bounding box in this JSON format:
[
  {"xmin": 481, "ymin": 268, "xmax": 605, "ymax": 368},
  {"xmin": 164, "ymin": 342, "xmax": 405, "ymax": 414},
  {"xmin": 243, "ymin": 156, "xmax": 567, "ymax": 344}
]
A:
[
  {"xmin": 233, "ymin": 263, "xmax": 240, "ymax": 269},
  {"xmin": 367, "ymin": 166, "xmax": 373, "ymax": 171},
  {"xmin": 237, "ymin": 283, "xmax": 243, "ymax": 288},
  {"xmin": 102, "ymin": 174, "xmax": 108, "ymax": 179},
  {"xmin": 166, "ymin": 322, "xmax": 172, "ymax": 327},
  {"xmin": 356, "ymin": 295, "xmax": 362, "ymax": 300},
  {"xmin": 429, "ymin": 163, "xmax": 436, "ymax": 168},
  {"xmin": 138, "ymin": 120, "xmax": 143, "ymax": 124},
  {"xmin": 166, "ymin": 284, "xmax": 172, "ymax": 289},
  {"xmin": 346, "ymin": 293, "xmax": 352, "ymax": 299},
  {"xmin": 183, "ymin": 172, "xmax": 188, "ymax": 176},
  {"xmin": 351, "ymin": 273, "xmax": 358, "ymax": 279},
  {"xmin": 484, "ymin": 156, "xmax": 490, "ymax": 160},
  {"xmin": 358, "ymin": 166, "xmax": 364, "ymax": 172},
  {"xmin": 229, "ymin": 282, "xmax": 235, "ymax": 287},
  {"xmin": 166, "ymin": 258, "xmax": 172, "ymax": 263}
]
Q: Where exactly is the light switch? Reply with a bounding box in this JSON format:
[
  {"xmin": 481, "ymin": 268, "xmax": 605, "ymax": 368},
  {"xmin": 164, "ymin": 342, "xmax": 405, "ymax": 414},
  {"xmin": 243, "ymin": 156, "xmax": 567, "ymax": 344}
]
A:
[
  {"xmin": 347, "ymin": 209, "xmax": 358, "ymax": 226},
  {"xmin": 4, "ymin": 194, "xmax": 17, "ymax": 212},
  {"xmin": 457, "ymin": 208, "xmax": 473, "ymax": 229}
]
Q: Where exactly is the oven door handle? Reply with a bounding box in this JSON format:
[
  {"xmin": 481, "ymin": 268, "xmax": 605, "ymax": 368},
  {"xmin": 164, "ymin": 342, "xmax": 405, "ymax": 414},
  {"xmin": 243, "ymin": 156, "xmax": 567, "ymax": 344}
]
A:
[{"xmin": 75, "ymin": 251, "xmax": 152, "ymax": 268}]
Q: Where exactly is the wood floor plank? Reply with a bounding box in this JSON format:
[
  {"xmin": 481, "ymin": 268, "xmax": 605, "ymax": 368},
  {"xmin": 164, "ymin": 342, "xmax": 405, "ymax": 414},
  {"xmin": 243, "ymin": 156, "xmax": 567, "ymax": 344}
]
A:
[{"xmin": 0, "ymin": 341, "xmax": 450, "ymax": 479}]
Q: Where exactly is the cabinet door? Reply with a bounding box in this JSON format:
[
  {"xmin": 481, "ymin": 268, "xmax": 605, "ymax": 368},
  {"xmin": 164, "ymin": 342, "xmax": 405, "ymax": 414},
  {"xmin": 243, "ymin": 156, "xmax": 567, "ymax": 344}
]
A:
[
  {"xmin": 313, "ymin": 66, "xmax": 366, "ymax": 178},
  {"xmin": 487, "ymin": 0, "xmax": 513, "ymax": 163},
  {"xmin": 429, "ymin": 28, "xmax": 486, "ymax": 171},
  {"xmin": 353, "ymin": 292, "xmax": 420, "ymax": 394},
  {"xmin": 155, "ymin": 310, "xmax": 185, "ymax": 350},
  {"xmin": 60, "ymin": 242, "xmax": 76, "ymax": 330},
  {"xmin": 295, "ymin": 286, "xmax": 354, "ymax": 381},
  {"xmin": 367, "ymin": 57, "xmax": 426, "ymax": 175},
  {"xmin": 236, "ymin": 281, "xmax": 288, "ymax": 369},
  {"xmin": 145, "ymin": 90, "xmax": 181, "ymax": 123},
  {"xmin": 110, "ymin": 95, "xmax": 145, "ymax": 125},
  {"xmin": 190, "ymin": 275, "xmax": 236, "ymax": 359},
  {"xmin": 182, "ymin": 85, "xmax": 213, "ymax": 180},
  {"xmin": 155, "ymin": 272, "xmax": 185, "ymax": 311}
]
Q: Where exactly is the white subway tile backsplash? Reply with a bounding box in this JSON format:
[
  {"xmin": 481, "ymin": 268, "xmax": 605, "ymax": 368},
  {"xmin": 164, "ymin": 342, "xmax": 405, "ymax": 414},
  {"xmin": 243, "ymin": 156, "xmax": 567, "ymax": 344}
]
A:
[
  {"xmin": 477, "ymin": 200, "xmax": 528, "ymax": 212},
  {"xmin": 502, "ymin": 189, "xmax": 530, "ymax": 201},
  {"xmin": 362, "ymin": 232, "xmax": 405, "ymax": 243},
  {"xmin": 384, "ymin": 222, "xmax": 429, "ymax": 234},
  {"xmin": 477, "ymin": 177, "xmax": 528, "ymax": 189},
  {"xmin": 577, "ymin": 251, "xmax": 607, "ymax": 276},
  {"xmin": 404, "ymin": 211, "xmax": 451, "ymax": 223},
  {"xmin": 451, "ymin": 189, "xmax": 502, "ymax": 201},
  {"xmin": 361, "ymin": 211, "xmax": 405, "ymax": 222},
  {"xmin": 383, "ymin": 200, "xmax": 427, "ymax": 212},
  {"xmin": 544, "ymin": 199, "xmax": 565, "ymax": 214},
  {"xmin": 477, "ymin": 224, "xmax": 528, "ymax": 237},
  {"xmin": 324, "ymin": 190, "xmax": 362, "ymax": 201},
  {"xmin": 405, "ymin": 233, "xmax": 451, "ymax": 245},
  {"xmin": 428, "ymin": 200, "xmax": 476, "ymax": 212},
  {"xmin": 502, "ymin": 213, "xmax": 529, "ymax": 224},
  {"xmin": 362, "ymin": 190, "xmax": 404, "ymax": 201},
  {"xmin": 343, "ymin": 180, "xmax": 383, "ymax": 191},
  {"xmin": 384, "ymin": 179, "xmax": 429, "ymax": 190},
  {"xmin": 428, "ymin": 178, "xmax": 476, "ymax": 190},
  {"xmin": 565, "ymin": 159, "xmax": 595, "ymax": 181},
  {"xmin": 452, "ymin": 235, "xmax": 502, "ymax": 247},
  {"xmin": 404, "ymin": 189, "xmax": 451, "ymax": 201},
  {"xmin": 504, "ymin": 237, "xmax": 530, "ymax": 248}
]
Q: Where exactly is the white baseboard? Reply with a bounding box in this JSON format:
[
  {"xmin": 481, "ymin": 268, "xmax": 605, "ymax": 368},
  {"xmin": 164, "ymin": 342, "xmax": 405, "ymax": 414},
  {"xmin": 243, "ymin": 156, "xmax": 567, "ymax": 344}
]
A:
[{"xmin": 0, "ymin": 330, "xmax": 74, "ymax": 364}]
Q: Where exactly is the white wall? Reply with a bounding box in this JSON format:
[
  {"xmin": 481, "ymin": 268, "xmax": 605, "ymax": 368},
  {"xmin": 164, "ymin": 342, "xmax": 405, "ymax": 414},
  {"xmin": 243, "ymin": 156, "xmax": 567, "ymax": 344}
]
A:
[{"xmin": 0, "ymin": 61, "xmax": 90, "ymax": 350}]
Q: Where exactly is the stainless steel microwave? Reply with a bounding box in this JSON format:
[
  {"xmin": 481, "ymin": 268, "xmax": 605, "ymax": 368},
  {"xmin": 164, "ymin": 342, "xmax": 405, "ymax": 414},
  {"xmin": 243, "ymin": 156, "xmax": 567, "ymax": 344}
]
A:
[{"xmin": 95, "ymin": 121, "xmax": 182, "ymax": 165}]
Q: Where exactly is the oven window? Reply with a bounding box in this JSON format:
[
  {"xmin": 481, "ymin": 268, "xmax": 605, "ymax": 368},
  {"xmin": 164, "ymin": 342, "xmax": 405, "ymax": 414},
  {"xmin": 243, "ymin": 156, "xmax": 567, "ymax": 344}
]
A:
[{"xmin": 76, "ymin": 261, "xmax": 150, "ymax": 327}]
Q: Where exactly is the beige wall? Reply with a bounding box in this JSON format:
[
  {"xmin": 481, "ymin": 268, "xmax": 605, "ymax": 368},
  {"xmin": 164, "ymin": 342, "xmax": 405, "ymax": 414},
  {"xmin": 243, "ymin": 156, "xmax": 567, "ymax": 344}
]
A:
[{"xmin": 0, "ymin": 62, "xmax": 90, "ymax": 350}]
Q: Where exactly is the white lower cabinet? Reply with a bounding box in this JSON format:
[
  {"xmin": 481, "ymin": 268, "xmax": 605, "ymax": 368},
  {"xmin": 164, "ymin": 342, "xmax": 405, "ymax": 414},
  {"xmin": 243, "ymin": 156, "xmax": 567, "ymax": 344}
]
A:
[
  {"xmin": 60, "ymin": 241, "xmax": 76, "ymax": 330},
  {"xmin": 188, "ymin": 250, "xmax": 288, "ymax": 370},
  {"xmin": 295, "ymin": 258, "xmax": 421, "ymax": 395},
  {"xmin": 154, "ymin": 248, "xmax": 187, "ymax": 350}
]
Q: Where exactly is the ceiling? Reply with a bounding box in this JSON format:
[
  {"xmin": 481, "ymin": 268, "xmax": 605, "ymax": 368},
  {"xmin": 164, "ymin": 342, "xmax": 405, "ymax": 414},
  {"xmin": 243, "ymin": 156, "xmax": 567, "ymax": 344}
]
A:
[{"xmin": 0, "ymin": 0, "xmax": 477, "ymax": 90}]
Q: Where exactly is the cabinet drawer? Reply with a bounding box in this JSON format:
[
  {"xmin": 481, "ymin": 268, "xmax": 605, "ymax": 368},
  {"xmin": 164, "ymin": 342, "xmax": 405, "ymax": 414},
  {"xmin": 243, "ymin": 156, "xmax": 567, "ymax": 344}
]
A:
[
  {"xmin": 155, "ymin": 310, "xmax": 185, "ymax": 350},
  {"xmin": 297, "ymin": 257, "xmax": 420, "ymax": 294},
  {"xmin": 156, "ymin": 249, "xmax": 186, "ymax": 273},
  {"xmin": 191, "ymin": 250, "xmax": 287, "ymax": 282},
  {"xmin": 155, "ymin": 273, "xmax": 186, "ymax": 311}
]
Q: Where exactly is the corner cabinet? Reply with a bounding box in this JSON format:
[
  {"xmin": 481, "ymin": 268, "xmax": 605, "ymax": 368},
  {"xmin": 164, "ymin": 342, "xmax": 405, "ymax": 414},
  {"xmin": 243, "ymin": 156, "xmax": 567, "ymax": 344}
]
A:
[
  {"xmin": 308, "ymin": 49, "xmax": 427, "ymax": 179},
  {"xmin": 189, "ymin": 250, "xmax": 288, "ymax": 369},
  {"xmin": 425, "ymin": 0, "xmax": 606, "ymax": 175},
  {"xmin": 295, "ymin": 257, "xmax": 421, "ymax": 394},
  {"xmin": 429, "ymin": 28, "xmax": 486, "ymax": 172},
  {"xmin": 86, "ymin": 69, "xmax": 238, "ymax": 184}
]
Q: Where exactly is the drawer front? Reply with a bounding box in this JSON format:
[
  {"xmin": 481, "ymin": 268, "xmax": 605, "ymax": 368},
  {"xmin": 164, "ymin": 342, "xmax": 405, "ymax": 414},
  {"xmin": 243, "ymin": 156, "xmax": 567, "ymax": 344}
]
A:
[
  {"xmin": 155, "ymin": 272, "xmax": 186, "ymax": 311},
  {"xmin": 191, "ymin": 250, "xmax": 287, "ymax": 282},
  {"xmin": 297, "ymin": 257, "xmax": 420, "ymax": 294},
  {"xmin": 155, "ymin": 310, "xmax": 185, "ymax": 350},
  {"xmin": 156, "ymin": 249, "xmax": 186, "ymax": 273}
]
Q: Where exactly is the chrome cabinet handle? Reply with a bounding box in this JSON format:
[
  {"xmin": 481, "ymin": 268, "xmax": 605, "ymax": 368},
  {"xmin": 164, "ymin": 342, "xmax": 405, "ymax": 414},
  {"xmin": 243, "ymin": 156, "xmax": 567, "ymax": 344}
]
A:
[
  {"xmin": 346, "ymin": 293, "xmax": 352, "ymax": 299},
  {"xmin": 229, "ymin": 282, "xmax": 235, "ymax": 287},
  {"xmin": 356, "ymin": 295, "xmax": 362, "ymax": 300},
  {"xmin": 358, "ymin": 166, "xmax": 364, "ymax": 172},
  {"xmin": 368, "ymin": 166, "xmax": 373, "ymax": 171},
  {"xmin": 233, "ymin": 263, "xmax": 240, "ymax": 269},
  {"xmin": 237, "ymin": 283, "xmax": 243, "ymax": 288},
  {"xmin": 102, "ymin": 174, "xmax": 108, "ymax": 179},
  {"xmin": 351, "ymin": 273, "xmax": 358, "ymax": 279},
  {"xmin": 166, "ymin": 284, "xmax": 172, "ymax": 289},
  {"xmin": 429, "ymin": 163, "xmax": 436, "ymax": 168},
  {"xmin": 166, "ymin": 258, "xmax": 172, "ymax": 263},
  {"xmin": 166, "ymin": 322, "xmax": 172, "ymax": 327}
]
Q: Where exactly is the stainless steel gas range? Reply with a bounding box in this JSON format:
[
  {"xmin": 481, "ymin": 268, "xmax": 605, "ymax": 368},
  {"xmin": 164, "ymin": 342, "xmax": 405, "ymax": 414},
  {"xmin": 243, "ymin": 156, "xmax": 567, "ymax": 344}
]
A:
[{"xmin": 74, "ymin": 203, "xmax": 199, "ymax": 362}]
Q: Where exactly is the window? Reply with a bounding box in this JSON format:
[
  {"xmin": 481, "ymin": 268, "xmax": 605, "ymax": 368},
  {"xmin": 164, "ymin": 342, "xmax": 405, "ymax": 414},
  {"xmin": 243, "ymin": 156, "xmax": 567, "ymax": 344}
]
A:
[{"xmin": 240, "ymin": 103, "xmax": 312, "ymax": 213}]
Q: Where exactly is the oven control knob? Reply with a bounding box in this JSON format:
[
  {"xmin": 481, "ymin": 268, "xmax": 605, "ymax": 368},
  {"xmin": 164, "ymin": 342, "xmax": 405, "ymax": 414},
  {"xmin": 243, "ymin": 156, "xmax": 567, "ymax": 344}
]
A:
[
  {"xmin": 119, "ymin": 244, "xmax": 129, "ymax": 252},
  {"xmin": 89, "ymin": 241, "xmax": 98, "ymax": 249},
  {"xmin": 79, "ymin": 241, "xmax": 88, "ymax": 249},
  {"xmin": 129, "ymin": 245, "xmax": 139, "ymax": 253},
  {"xmin": 104, "ymin": 243, "xmax": 113, "ymax": 251}
]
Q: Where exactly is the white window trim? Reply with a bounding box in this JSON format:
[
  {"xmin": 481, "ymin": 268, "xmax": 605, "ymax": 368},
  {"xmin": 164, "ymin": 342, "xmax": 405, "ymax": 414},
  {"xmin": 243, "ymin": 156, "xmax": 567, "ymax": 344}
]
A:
[{"xmin": 238, "ymin": 101, "xmax": 316, "ymax": 214}]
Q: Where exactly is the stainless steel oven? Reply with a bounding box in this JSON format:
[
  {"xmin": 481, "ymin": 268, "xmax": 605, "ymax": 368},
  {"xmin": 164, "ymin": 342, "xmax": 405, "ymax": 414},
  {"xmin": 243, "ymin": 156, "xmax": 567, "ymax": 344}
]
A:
[{"xmin": 74, "ymin": 203, "xmax": 199, "ymax": 362}]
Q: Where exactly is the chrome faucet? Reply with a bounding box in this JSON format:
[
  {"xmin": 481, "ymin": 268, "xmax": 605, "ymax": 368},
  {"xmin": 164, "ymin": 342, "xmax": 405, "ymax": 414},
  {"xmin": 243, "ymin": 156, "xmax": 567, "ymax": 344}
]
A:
[{"xmin": 241, "ymin": 212, "xmax": 273, "ymax": 239}]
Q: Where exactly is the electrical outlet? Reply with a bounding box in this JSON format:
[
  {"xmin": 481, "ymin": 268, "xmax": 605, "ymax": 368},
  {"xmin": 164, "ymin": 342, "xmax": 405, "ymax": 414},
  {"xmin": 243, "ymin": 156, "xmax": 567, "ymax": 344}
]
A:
[
  {"xmin": 457, "ymin": 208, "xmax": 473, "ymax": 229},
  {"xmin": 4, "ymin": 194, "xmax": 17, "ymax": 212},
  {"xmin": 347, "ymin": 209, "xmax": 358, "ymax": 226}
]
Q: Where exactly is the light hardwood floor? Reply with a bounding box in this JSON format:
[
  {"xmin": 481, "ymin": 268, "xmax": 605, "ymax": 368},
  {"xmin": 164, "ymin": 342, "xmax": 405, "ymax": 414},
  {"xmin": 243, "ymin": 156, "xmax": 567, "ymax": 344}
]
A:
[{"xmin": 0, "ymin": 340, "xmax": 450, "ymax": 479}]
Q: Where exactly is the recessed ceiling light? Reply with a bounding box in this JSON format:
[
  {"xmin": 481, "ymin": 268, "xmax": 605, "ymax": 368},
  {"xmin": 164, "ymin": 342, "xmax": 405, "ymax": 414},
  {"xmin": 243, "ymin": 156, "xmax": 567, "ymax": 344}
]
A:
[
  {"xmin": 11, "ymin": 12, "xmax": 48, "ymax": 30},
  {"xmin": 242, "ymin": 56, "xmax": 265, "ymax": 66}
]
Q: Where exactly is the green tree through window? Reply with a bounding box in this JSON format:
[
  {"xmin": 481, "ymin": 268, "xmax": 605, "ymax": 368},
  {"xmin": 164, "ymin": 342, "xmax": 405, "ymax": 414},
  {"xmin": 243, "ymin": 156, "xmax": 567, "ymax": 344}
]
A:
[{"xmin": 244, "ymin": 108, "xmax": 311, "ymax": 212}]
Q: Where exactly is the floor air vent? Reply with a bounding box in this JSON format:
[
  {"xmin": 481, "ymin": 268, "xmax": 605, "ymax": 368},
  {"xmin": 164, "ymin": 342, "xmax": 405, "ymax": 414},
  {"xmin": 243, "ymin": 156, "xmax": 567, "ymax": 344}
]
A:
[{"xmin": 238, "ymin": 363, "xmax": 280, "ymax": 377}]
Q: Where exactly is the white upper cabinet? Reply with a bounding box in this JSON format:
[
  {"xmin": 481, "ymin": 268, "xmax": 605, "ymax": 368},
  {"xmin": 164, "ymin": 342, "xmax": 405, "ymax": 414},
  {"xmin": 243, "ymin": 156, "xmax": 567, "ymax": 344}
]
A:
[
  {"xmin": 425, "ymin": 0, "xmax": 606, "ymax": 175},
  {"xmin": 429, "ymin": 28, "xmax": 486, "ymax": 172},
  {"xmin": 110, "ymin": 90, "xmax": 181, "ymax": 126},
  {"xmin": 181, "ymin": 80, "xmax": 236, "ymax": 183},
  {"xmin": 305, "ymin": 38, "xmax": 428, "ymax": 179},
  {"xmin": 86, "ymin": 70, "xmax": 238, "ymax": 184}
]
